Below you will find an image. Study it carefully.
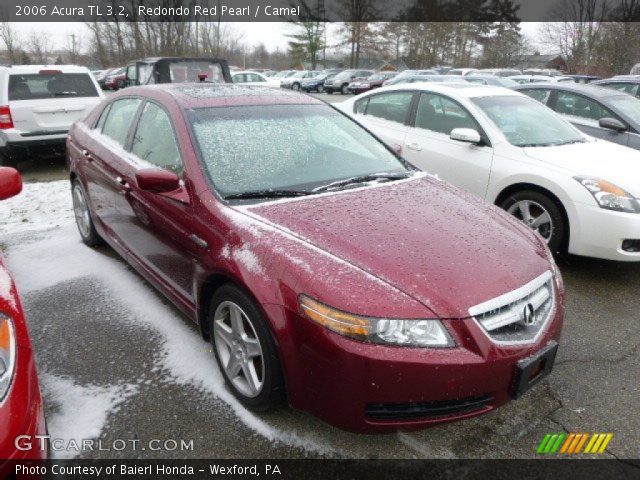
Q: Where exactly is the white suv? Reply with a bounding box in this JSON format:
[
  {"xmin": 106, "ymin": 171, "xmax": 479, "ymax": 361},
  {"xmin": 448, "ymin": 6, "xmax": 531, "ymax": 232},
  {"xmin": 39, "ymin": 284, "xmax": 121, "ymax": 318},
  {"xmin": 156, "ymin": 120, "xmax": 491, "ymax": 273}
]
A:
[{"xmin": 0, "ymin": 65, "xmax": 104, "ymax": 166}]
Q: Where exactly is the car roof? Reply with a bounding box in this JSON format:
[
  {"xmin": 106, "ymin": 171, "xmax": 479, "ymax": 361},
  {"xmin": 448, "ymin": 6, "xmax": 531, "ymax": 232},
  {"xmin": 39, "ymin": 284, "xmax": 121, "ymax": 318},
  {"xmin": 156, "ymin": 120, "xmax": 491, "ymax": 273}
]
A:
[
  {"xmin": 0, "ymin": 64, "xmax": 90, "ymax": 74},
  {"xmin": 374, "ymin": 82, "xmax": 521, "ymax": 98},
  {"xmin": 514, "ymin": 82, "xmax": 628, "ymax": 98},
  {"xmin": 126, "ymin": 83, "xmax": 325, "ymax": 109},
  {"xmin": 593, "ymin": 77, "xmax": 640, "ymax": 84}
]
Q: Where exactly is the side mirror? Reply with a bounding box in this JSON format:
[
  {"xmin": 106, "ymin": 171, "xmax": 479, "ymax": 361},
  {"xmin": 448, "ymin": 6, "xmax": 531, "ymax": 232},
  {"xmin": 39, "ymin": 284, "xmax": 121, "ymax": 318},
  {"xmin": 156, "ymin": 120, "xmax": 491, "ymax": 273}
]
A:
[
  {"xmin": 450, "ymin": 128, "xmax": 482, "ymax": 144},
  {"xmin": 599, "ymin": 117, "xmax": 627, "ymax": 132},
  {"xmin": 0, "ymin": 167, "xmax": 22, "ymax": 201},
  {"xmin": 135, "ymin": 169, "xmax": 180, "ymax": 193}
]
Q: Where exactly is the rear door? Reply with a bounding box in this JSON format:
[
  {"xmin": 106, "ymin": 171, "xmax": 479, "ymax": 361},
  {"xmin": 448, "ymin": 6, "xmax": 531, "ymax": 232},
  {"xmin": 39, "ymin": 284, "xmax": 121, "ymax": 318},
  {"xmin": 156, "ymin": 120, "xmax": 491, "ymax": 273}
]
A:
[
  {"xmin": 351, "ymin": 91, "xmax": 414, "ymax": 153},
  {"xmin": 8, "ymin": 70, "xmax": 102, "ymax": 137},
  {"xmin": 83, "ymin": 97, "xmax": 143, "ymax": 244}
]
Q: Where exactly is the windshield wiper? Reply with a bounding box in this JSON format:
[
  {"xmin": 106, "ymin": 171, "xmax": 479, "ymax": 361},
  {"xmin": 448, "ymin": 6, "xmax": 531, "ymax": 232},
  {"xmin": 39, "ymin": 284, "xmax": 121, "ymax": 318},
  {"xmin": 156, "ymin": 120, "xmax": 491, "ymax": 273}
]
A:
[
  {"xmin": 312, "ymin": 172, "xmax": 411, "ymax": 193},
  {"xmin": 224, "ymin": 189, "xmax": 311, "ymax": 200}
]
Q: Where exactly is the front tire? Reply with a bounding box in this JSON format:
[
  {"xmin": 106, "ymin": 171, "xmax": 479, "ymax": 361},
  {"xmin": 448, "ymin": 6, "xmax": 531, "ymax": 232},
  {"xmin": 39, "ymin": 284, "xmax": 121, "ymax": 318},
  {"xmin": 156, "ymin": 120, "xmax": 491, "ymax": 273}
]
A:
[
  {"xmin": 72, "ymin": 179, "xmax": 102, "ymax": 247},
  {"xmin": 209, "ymin": 284, "xmax": 285, "ymax": 411},
  {"xmin": 341, "ymin": 84, "xmax": 349, "ymax": 95},
  {"xmin": 0, "ymin": 153, "xmax": 18, "ymax": 168},
  {"xmin": 499, "ymin": 190, "xmax": 566, "ymax": 254},
  {"xmin": 317, "ymin": 84, "xmax": 324, "ymax": 93},
  {"xmin": 292, "ymin": 82, "xmax": 300, "ymax": 91}
]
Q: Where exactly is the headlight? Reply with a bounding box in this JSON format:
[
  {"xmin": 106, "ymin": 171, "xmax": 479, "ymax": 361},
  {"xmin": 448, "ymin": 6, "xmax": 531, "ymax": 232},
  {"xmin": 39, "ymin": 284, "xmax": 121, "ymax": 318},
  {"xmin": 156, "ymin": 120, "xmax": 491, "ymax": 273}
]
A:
[
  {"xmin": 575, "ymin": 176, "xmax": 640, "ymax": 213},
  {"xmin": 0, "ymin": 314, "xmax": 16, "ymax": 402},
  {"xmin": 299, "ymin": 295, "xmax": 454, "ymax": 347}
]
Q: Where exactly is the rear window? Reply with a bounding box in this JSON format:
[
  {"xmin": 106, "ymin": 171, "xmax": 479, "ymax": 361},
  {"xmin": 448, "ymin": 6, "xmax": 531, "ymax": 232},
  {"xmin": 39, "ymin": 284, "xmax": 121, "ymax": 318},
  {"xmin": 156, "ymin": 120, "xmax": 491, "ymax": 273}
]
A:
[
  {"xmin": 9, "ymin": 73, "xmax": 99, "ymax": 101},
  {"xmin": 169, "ymin": 62, "xmax": 225, "ymax": 83}
]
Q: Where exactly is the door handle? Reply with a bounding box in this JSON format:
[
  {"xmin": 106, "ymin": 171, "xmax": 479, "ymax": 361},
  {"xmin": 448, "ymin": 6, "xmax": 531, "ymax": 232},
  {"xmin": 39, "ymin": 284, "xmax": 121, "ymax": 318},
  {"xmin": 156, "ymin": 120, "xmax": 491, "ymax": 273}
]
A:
[
  {"xmin": 406, "ymin": 142, "xmax": 422, "ymax": 152},
  {"xmin": 189, "ymin": 234, "xmax": 208, "ymax": 249},
  {"xmin": 116, "ymin": 176, "xmax": 131, "ymax": 192},
  {"xmin": 82, "ymin": 149, "xmax": 93, "ymax": 162}
]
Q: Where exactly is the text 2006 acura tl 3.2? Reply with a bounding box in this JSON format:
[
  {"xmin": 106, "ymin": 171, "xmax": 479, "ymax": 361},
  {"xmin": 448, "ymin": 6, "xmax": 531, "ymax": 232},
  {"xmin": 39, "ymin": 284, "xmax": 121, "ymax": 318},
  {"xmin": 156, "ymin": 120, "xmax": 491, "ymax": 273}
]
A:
[{"xmin": 67, "ymin": 84, "xmax": 564, "ymax": 433}]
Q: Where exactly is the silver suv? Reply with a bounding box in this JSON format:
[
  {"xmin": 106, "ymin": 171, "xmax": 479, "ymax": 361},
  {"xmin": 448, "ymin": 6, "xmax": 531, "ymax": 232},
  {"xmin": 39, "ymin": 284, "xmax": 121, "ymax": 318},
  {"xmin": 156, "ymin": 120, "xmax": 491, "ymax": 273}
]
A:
[{"xmin": 0, "ymin": 65, "xmax": 104, "ymax": 166}]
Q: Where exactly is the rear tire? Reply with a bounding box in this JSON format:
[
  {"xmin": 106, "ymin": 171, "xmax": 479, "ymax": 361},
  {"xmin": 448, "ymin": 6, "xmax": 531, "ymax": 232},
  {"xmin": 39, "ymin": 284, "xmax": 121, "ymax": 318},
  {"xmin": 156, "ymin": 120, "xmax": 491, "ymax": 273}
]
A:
[
  {"xmin": 499, "ymin": 190, "xmax": 566, "ymax": 254},
  {"xmin": 209, "ymin": 284, "xmax": 285, "ymax": 411},
  {"xmin": 326, "ymin": 89, "xmax": 333, "ymax": 95},
  {"xmin": 292, "ymin": 82, "xmax": 300, "ymax": 91},
  {"xmin": 317, "ymin": 84, "xmax": 324, "ymax": 93},
  {"xmin": 72, "ymin": 179, "xmax": 102, "ymax": 247},
  {"xmin": 341, "ymin": 84, "xmax": 349, "ymax": 95}
]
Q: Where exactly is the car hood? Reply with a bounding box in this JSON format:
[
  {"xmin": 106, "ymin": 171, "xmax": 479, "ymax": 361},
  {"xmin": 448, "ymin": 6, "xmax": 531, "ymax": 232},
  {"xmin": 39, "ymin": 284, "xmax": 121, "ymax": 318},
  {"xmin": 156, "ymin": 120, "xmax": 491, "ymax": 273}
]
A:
[
  {"xmin": 239, "ymin": 175, "xmax": 551, "ymax": 318},
  {"xmin": 523, "ymin": 139, "xmax": 640, "ymax": 196}
]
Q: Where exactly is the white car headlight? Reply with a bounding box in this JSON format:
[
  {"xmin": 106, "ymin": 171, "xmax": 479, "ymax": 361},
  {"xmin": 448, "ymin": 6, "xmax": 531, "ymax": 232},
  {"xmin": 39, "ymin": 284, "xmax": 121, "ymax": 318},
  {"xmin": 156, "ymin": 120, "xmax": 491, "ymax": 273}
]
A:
[
  {"xmin": 575, "ymin": 176, "xmax": 640, "ymax": 213},
  {"xmin": 0, "ymin": 314, "xmax": 16, "ymax": 402},
  {"xmin": 299, "ymin": 295, "xmax": 455, "ymax": 347}
]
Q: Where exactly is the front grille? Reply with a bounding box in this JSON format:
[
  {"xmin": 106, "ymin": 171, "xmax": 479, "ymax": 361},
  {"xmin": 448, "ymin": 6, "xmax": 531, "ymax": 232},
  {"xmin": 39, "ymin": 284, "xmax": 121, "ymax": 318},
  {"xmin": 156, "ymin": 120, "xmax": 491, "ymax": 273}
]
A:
[
  {"xmin": 366, "ymin": 395, "xmax": 492, "ymax": 420},
  {"xmin": 469, "ymin": 270, "xmax": 554, "ymax": 344}
]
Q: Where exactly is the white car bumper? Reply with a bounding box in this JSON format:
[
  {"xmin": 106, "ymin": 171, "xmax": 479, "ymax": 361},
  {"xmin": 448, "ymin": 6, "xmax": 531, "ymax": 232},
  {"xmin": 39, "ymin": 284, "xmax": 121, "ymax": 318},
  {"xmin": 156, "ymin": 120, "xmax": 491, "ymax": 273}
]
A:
[{"xmin": 569, "ymin": 201, "xmax": 640, "ymax": 261}]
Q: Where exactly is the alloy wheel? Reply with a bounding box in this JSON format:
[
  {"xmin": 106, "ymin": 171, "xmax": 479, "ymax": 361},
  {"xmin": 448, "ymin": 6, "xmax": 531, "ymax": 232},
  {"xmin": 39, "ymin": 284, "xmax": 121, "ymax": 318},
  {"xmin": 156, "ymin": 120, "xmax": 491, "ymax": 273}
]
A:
[
  {"xmin": 213, "ymin": 301, "xmax": 264, "ymax": 398},
  {"xmin": 72, "ymin": 184, "xmax": 91, "ymax": 239},
  {"xmin": 507, "ymin": 199, "xmax": 553, "ymax": 243}
]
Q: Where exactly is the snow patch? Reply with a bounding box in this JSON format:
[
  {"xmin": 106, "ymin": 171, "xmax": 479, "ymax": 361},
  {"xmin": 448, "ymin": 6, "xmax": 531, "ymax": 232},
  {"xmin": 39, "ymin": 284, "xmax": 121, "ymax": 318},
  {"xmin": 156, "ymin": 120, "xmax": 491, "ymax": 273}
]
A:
[
  {"xmin": 6, "ymin": 225, "xmax": 332, "ymax": 456},
  {"xmin": 0, "ymin": 266, "xmax": 16, "ymax": 308},
  {"xmin": 41, "ymin": 373, "xmax": 138, "ymax": 459},
  {"xmin": 233, "ymin": 245, "xmax": 264, "ymax": 276},
  {"xmin": 0, "ymin": 180, "xmax": 73, "ymax": 235}
]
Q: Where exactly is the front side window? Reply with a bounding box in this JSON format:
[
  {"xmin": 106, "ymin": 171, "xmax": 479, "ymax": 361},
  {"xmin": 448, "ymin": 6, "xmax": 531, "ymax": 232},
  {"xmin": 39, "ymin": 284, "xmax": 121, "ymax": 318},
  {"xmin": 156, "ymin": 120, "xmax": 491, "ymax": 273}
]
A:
[
  {"xmin": 102, "ymin": 98, "xmax": 142, "ymax": 146},
  {"xmin": 415, "ymin": 93, "xmax": 478, "ymax": 134},
  {"xmin": 362, "ymin": 92, "xmax": 413, "ymax": 124},
  {"xmin": 131, "ymin": 102, "xmax": 182, "ymax": 174},
  {"xmin": 188, "ymin": 104, "xmax": 409, "ymax": 198},
  {"xmin": 602, "ymin": 82, "xmax": 639, "ymax": 96},
  {"xmin": 473, "ymin": 95, "xmax": 584, "ymax": 147},
  {"xmin": 555, "ymin": 92, "xmax": 616, "ymax": 121}
]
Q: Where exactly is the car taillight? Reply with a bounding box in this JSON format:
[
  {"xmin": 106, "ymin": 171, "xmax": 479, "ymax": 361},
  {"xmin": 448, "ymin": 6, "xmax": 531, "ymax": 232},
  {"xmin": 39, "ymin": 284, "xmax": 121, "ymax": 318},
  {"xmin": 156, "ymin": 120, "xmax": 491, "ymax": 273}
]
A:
[{"xmin": 0, "ymin": 106, "xmax": 14, "ymax": 129}]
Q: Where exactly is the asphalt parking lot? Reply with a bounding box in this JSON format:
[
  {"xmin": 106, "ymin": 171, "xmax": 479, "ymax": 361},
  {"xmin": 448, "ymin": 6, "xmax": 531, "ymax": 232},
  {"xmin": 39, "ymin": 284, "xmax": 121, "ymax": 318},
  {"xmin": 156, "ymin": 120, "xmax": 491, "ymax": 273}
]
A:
[{"xmin": 0, "ymin": 90, "xmax": 638, "ymax": 461}]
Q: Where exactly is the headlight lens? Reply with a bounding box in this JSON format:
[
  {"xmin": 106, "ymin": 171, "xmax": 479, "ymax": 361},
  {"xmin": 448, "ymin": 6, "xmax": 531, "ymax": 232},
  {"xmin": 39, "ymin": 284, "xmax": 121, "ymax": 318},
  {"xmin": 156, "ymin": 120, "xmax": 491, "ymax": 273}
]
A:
[
  {"xmin": 575, "ymin": 176, "xmax": 640, "ymax": 213},
  {"xmin": 299, "ymin": 295, "xmax": 455, "ymax": 347},
  {"xmin": 0, "ymin": 314, "xmax": 16, "ymax": 402}
]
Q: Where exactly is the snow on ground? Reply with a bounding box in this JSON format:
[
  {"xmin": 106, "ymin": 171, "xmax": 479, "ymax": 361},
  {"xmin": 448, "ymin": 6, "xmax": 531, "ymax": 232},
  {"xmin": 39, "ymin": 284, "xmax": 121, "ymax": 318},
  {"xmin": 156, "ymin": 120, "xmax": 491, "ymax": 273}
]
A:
[
  {"xmin": 41, "ymin": 374, "xmax": 138, "ymax": 459},
  {"xmin": 0, "ymin": 180, "xmax": 74, "ymax": 235},
  {"xmin": 3, "ymin": 181, "xmax": 333, "ymax": 455}
]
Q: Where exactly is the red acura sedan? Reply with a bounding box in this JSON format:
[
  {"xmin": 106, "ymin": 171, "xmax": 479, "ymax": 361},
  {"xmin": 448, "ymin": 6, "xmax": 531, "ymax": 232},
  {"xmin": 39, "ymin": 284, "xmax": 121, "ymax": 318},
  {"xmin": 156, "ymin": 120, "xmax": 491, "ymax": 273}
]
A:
[
  {"xmin": 67, "ymin": 84, "xmax": 564, "ymax": 433},
  {"xmin": 0, "ymin": 167, "xmax": 47, "ymax": 465}
]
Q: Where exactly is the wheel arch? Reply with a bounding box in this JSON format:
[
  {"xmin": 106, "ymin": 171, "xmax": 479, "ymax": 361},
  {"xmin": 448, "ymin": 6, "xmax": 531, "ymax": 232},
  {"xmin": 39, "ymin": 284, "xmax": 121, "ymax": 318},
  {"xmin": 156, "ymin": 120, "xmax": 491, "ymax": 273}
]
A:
[{"xmin": 494, "ymin": 182, "xmax": 571, "ymax": 250}]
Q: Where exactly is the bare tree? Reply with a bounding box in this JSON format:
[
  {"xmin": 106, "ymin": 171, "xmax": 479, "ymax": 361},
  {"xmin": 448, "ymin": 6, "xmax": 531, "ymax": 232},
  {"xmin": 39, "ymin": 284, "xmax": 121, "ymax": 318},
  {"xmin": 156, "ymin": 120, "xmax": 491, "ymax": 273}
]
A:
[
  {"xmin": 0, "ymin": 22, "xmax": 20, "ymax": 63},
  {"xmin": 28, "ymin": 31, "xmax": 53, "ymax": 64}
]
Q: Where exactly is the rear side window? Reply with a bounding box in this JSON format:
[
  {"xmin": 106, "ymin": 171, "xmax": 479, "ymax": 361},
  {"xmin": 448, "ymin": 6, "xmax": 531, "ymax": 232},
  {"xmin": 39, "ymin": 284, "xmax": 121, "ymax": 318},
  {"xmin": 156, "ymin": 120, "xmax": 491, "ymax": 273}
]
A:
[
  {"xmin": 363, "ymin": 92, "xmax": 413, "ymax": 124},
  {"xmin": 8, "ymin": 73, "xmax": 99, "ymax": 100},
  {"xmin": 131, "ymin": 102, "xmax": 182, "ymax": 175},
  {"xmin": 520, "ymin": 89, "xmax": 552, "ymax": 104},
  {"xmin": 102, "ymin": 98, "xmax": 142, "ymax": 146}
]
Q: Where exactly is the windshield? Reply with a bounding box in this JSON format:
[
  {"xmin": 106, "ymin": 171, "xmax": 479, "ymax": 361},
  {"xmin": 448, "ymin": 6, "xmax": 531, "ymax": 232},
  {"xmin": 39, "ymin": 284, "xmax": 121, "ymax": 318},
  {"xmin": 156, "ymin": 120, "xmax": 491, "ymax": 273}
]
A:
[
  {"xmin": 334, "ymin": 71, "xmax": 356, "ymax": 80},
  {"xmin": 607, "ymin": 96, "xmax": 640, "ymax": 125},
  {"xmin": 473, "ymin": 95, "xmax": 585, "ymax": 147},
  {"xmin": 188, "ymin": 104, "xmax": 410, "ymax": 198}
]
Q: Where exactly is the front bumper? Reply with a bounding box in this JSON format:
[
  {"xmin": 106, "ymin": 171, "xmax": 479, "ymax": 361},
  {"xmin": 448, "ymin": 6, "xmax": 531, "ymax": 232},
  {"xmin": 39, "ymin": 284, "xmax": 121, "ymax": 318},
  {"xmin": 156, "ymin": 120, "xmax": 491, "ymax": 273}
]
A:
[
  {"xmin": 568, "ymin": 201, "xmax": 640, "ymax": 261},
  {"xmin": 267, "ymin": 293, "xmax": 564, "ymax": 433}
]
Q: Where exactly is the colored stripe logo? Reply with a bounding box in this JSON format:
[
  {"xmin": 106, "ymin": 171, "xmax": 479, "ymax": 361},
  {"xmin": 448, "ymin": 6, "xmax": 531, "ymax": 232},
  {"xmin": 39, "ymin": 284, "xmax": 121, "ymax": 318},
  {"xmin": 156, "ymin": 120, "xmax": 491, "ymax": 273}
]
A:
[{"xmin": 537, "ymin": 433, "xmax": 612, "ymax": 454}]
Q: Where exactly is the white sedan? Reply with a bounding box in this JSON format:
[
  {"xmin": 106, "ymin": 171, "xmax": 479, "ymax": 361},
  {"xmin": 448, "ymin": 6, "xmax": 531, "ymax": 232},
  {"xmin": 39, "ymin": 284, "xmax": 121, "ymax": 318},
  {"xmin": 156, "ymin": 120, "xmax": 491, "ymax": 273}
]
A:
[
  {"xmin": 337, "ymin": 83, "xmax": 640, "ymax": 261},
  {"xmin": 231, "ymin": 71, "xmax": 279, "ymax": 87}
]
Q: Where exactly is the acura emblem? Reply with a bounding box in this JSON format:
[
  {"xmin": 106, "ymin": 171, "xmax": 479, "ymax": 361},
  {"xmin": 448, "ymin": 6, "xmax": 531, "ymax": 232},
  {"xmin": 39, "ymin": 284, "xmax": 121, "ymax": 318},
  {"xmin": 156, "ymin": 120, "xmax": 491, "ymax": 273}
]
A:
[{"xmin": 523, "ymin": 303, "xmax": 536, "ymax": 326}]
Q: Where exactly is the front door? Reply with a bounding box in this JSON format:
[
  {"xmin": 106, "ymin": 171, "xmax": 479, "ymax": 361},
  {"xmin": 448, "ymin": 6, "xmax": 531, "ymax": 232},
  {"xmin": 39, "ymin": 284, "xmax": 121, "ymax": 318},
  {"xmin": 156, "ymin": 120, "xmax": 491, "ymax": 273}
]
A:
[{"xmin": 402, "ymin": 92, "xmax": 493, "ymax": 199}]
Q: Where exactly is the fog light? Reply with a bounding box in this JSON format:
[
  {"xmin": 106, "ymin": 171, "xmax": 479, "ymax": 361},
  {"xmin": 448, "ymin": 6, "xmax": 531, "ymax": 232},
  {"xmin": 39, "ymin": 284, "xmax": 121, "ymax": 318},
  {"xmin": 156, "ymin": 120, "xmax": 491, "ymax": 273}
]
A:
[{"xmin": 622, "ymin": 239, "xmax": 640, "ymax": 252}]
